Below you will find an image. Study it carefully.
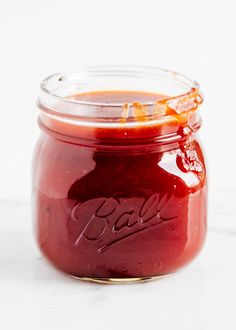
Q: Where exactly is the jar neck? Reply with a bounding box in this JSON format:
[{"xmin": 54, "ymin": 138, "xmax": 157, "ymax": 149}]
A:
[
  {"xmin": 38, "ymin": 66, "xmax": 203, "ymax": 152},
  {"xmin": 38, "ymin": 109, "xmax": 201, "ymax": 153}
]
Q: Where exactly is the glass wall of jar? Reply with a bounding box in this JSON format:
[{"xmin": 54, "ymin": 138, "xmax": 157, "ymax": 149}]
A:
[{"xmin": 32, "ymin": 66, "xmax": 207, "ymax": 283}]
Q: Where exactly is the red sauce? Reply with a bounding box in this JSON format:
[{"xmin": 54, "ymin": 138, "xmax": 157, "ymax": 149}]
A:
[{"xmin": 33, "ymin": 90, "xmax": 207, "ymax": 279}]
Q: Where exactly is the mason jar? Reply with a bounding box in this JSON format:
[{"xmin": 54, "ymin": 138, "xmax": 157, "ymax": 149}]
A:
[{"xmin": 32, "ymin": 66, "xmax": 207, "ymax": 283}]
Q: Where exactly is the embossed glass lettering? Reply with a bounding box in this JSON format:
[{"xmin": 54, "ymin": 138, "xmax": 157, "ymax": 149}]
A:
[{"xmin": 71, "ymin": 194, "xmax": 177, "ymax": 253}]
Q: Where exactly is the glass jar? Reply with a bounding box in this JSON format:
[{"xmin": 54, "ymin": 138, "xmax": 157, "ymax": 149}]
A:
[{"xmin": 32, "ymin": 66, "xmax": 207, "ymax": 283}]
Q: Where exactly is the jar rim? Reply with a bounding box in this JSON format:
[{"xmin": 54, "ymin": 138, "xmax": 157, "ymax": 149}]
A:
[{"xmin": 38, "ymin": 65, "xmax": 203, "ymax": 127}]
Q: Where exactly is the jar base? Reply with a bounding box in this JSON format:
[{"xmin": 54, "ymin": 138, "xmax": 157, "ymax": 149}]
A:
[{"xmin": 70, "ymin": 275, "xmax": 167, "ymax": 284}]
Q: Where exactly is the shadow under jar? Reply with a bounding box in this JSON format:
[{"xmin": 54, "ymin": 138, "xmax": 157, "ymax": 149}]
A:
[{"xmin": 32, "ymin": 66, "xmax": 207, "ymax": 283}]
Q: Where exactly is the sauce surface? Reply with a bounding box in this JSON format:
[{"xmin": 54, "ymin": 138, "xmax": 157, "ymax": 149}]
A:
[{"xmin": 70, "ymin": 90, "xmax": 166, "ymax": 104}]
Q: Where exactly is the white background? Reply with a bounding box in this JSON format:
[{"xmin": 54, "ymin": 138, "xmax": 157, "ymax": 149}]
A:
[{"xmin": 0, "ymin": 1, "xmax": 236, "ymax": 329}]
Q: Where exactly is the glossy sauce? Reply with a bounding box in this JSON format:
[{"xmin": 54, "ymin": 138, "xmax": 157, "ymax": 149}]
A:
[{"xmin": 34, "ymin": 90, "xmax": 207, "ymax": 279}]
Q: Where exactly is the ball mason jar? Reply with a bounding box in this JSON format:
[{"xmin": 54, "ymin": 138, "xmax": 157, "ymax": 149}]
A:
[{"xmin": 32, "ymin": 66, "xmax": 207, "ymax": 283}]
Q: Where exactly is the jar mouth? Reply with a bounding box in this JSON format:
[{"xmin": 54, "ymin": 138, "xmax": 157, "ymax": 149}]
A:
[{"xmin": 38, "ymin": 65, "xmax": 202, "ymax": 127}]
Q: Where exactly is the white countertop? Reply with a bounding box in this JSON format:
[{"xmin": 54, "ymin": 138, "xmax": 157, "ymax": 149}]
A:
[{"xmin": 1, "ymin": 189, "xmax": 236, "ymax": 330}]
